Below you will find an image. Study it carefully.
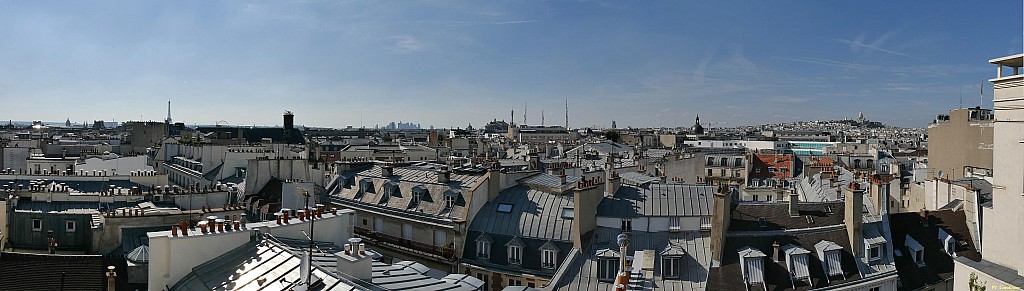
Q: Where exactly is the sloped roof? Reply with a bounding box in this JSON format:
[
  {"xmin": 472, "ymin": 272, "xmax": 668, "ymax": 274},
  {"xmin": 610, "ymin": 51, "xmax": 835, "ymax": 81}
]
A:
[{"xmin": 597, "ymin": 184, "xmax": 714, "ymax": 218}]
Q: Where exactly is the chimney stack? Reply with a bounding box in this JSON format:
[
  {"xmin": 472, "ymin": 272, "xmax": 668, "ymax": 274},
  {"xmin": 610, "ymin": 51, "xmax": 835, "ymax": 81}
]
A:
[
  {"xmin": 381, "ymin": 165, "xmax": 394, "ymax": 177},
  {"xmin": 106, "ymin": 266, "xmax": 117, "ymax": 291},
  {"xmin": 920, "ymin": 208, "xmax": 929, "ymax": 227},
  {"xmin": 438, "ymin": 169, "xmax": 451, "ymax": 183},
  {"xmin": 337, "ymin": 238, "xmax": 373, "ymax": 280},
  {"xmin": 710, "ymin": 184, "xmax": 733, "ymax": 265},
  {"xmin": 788, "ymin": 190, "xmax": 800, "ymax": 217},
  {"xmin": 845, "ymin": 182, "xmax": 865, "ymax": 258}
]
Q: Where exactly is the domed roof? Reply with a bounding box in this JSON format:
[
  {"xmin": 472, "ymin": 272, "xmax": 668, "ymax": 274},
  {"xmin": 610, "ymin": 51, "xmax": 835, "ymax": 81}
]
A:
[{"xmin": 691, "ymin": 114, "xmax": 705, "ymax": 135}]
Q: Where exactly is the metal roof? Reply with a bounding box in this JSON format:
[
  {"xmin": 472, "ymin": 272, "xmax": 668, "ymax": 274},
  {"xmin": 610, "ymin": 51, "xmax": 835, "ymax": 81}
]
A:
[
  {"xmin": 554, "ymin": 228, "xmax": 711, "ymax": 291},
  {"xmin": 468, "ymin": 185, "xmax": 575, "ymax": 241},
  {"xmin": 597, "ymin": 184, "xmax": 715, "ymax": 218}
]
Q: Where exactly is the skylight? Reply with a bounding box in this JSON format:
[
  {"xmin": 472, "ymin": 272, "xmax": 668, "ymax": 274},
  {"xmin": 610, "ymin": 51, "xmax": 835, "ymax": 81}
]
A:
[
  {"xmin": 561, "ymin": 207, "xmax": 574, "ymax": 219},
  {"xmin": 497, "ymin": 203, "xmax": 513, "ymax": 213}
]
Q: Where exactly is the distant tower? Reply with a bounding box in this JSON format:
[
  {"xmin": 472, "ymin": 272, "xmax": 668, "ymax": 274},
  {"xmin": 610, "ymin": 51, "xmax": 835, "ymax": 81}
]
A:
[
  {"xmin": 691, "ymin": 114, "xmax": 705, "ymax": 135},
  {"xmin": 165, "ymin": 100, "xmax": 172, "ymax": 124},
  {"xmin": 612, "ymin": 120, "xmax": 617, "ymax": 129},
  {"xmin": 857, "ymin": 112, "xmax": 865, "ymax": 124},
  {"xmin": 65, "ymin": 118, "xmax": 71, "ymax": 127},
  {"xmin": 284, "ymin": 111, "xmax": 295, "ymax": 130},
  {"xmin": 565, "ymin": 99, "xmax": 569, "ymax": 129}
]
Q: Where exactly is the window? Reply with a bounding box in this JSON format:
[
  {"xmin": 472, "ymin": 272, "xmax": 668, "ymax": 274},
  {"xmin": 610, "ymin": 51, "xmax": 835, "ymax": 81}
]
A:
[
  {"xmin": 768, "ymin": 167, "xmax": 776, "ymax": 173},
  {"xmin": 707, "ymin": 169, "xmax": 713, "ymax": 177},
  {"xmin": 868, "ymin": 245, "xmax": 881, "ymax": 261},
  {"xmin": 663, "ymin": 256, "xmax": 683, "ymax": 278},
  {"xmin": 597, "ymin": 258, "xmax": 618, "ymax": 280},
  {"xmin": 700, "ymin": 216, "xmax": 712, "ymax": 231},
  {"xmin": 542, "ymin": 249, "xmax": 557, "ymax": 269},
  {"xmin": 720, "ymin": 169, "xmax": 726, "ymax": 177},
  {"xmin": 560, "ymin": 207, "xmax": 574, "ymax": 219},
  {"xmin": 444, "ymin": 195, "xmax": 456, "ymax": 208},
  {"xmin": 720, "ymin": 158, "xmax": 728, "ymax": 166},
  {"xmin": 476, "ymin": 273, "xmax": 489, "ymax": 291},
  {"xmin": 915, "ymin": 250, "xmax": 924, "ymax": 265},
  {"xmin": 497, "ymin": 203, "xmax": 513, "ymax": 213},
  {"xmin": 870, "ymin": 287, "xmax": 880, "ymax": 291},
  {"xmin": 411, "ymin": 192, "xmax": 420, "ymax": 205},
  {"xmin": 508, "ymin": 245, "xmax": 522, "ymax": 264},
  {"xmin": 508, "ymin": 279, "xmax": 522, "ymax": 286},
  {"xmin": 706, "ymin": 157, "xmax": 714, "ymax": 166},
  {"xmin": 735, "ymin": 158, "xmax": 743, "ymax": 167},
  {"xmin": 669, "ymin": 217, "xmax": 681, "ymax": 231},
  {"xmin": 621, "ymin": 219, "xmax": 632, "ymax": 232},
  {"xmin": 755, "ymin": 168, "xmax": 762, "ymax": 173},
  {"xmin": 66, "ymin": 220, "xmax": 76, "ymax": 232},
  {"xmin": 478, "ymin": 240, "xmax": 491, "ymax": 259},
  {"xmin": 32, "ymin": 219, "xmax": 42, "ymax": 231}
]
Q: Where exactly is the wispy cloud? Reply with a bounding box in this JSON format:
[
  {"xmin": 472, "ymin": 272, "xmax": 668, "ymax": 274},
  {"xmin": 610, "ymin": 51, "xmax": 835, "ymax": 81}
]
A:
[
  {"xmin": 774, "ymin": 56, "xmax": 950, "ymax": 76},
  {"xmin": 387, "ymin": 35, "xmax": 424, "ymax": 53},
  {"xmin": 446, "ymin": 20, "xmax": 538, "ymax": 27},
  {"xmin": 767, "ymin": 96, "xmax": 816, "ymax": 103},
  {"xmin": 834, "ymin": 31, "xmax": 913, "ymax": 58}
]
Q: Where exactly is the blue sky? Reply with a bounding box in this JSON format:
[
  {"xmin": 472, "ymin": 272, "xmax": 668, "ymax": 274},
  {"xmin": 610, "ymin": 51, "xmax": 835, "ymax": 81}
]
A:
[{"xmin": 0, "ymin": 1, "xmax": 1021, "ymax": 128}]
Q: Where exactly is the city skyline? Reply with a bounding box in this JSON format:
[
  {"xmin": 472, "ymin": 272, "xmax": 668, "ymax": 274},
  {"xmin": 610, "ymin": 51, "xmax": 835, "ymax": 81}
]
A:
[{"xmin": 0, "ymin": 1, "xmax": 1021, "ymax": 128}]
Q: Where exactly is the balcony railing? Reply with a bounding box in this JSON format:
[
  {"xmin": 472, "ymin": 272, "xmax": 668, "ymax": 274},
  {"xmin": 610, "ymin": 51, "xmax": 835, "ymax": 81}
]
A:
[{"xmin": 354, "ymin": 226, "xmax": 456, "ymax": 260}]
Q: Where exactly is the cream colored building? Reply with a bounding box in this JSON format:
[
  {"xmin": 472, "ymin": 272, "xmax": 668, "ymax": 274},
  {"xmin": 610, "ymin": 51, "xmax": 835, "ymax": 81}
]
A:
[
  {"xmin": 954, "ymin": 53, "xmax": 1024, "ymax": 289},
  {"xmin": 927, "ymin": 107, "xmax": 993, "ymax": 180}
]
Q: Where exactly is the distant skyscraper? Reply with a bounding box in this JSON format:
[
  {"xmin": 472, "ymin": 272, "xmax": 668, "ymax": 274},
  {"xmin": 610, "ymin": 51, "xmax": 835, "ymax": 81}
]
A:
[{"xmin": 611, "ymin": 120, "xmax": 616, "ymax": 129}]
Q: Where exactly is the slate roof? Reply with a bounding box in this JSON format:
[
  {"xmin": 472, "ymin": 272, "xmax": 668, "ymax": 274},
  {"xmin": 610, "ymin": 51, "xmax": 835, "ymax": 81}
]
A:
[
  {"xmin": 462, "ymin": 185, "xmax": 575, "ymax": 277},
  {"xmin": 727, "ymin": 201, "xmax": 845, "ymax": 232},
  {"xmin": 597, "ymin": 184, "xmax": 714, "ymax": 218},
  {"xmin": 0, "ymin": 252, "xmax": 105, "ymax": 291},
  {"xmin": 554, "ymin": 228, "xmax": 712, "ymax": 291},
  {"xmin": 707, "ymin": 227, "xmax": 862, "ymax": 290},
  {"xmin": 889, "ymin": 210, "xmax": 981, "ymax": 290},
  {"xmin": 328, "ymin": 164, "xmax": 484, "ymax": 222}
]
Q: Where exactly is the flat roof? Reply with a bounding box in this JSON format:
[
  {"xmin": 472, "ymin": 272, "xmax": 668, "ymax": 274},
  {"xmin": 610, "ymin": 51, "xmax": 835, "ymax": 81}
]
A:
[{"xmin": 989, "ymin": 54, "xmax": 1024, "ymax": 66}]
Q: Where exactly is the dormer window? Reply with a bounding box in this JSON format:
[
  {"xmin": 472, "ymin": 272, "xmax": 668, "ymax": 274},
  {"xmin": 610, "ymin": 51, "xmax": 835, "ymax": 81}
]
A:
[
  {"xmin": 905, "ymin": 234, "xmax": 925, "ymax": 267},
  {"xmin": 384, "ymin": 182, "xmax": 400, "ymax": 198},
  {"xmin": 738, "ymin": 247, "xmax": 766, "ymax": 285},
  {"xmin": 444, "ymin": 189, "xmax": 460, "ymax": 209},
  {"xmin": 360, "ymin": 178, "xmax": 375, "ymax": 193},
  {"xmin": 476, "ymin": 234, "xmax": 493, "ymax": 259},
  {"xmin": 596, "ymin": 247, "xmax": 620, "ymax": 281},
  {"xmin": 781, "ymin": 244, "xmax": 810, "ymax": 282},
  {"xmin": 661, "ymin": 244, "xmax": 686, "ymax": 279},
  {"xmin": 938, "ymin": 228, "xmax": 957, "ymax": 258},
  {"xmin": 814, "ymin": 240, "xmax": 844, "ymax": 277},
  {"xmin": 506, "ymin": 237, "xmax": 525, "ymax": 265}
]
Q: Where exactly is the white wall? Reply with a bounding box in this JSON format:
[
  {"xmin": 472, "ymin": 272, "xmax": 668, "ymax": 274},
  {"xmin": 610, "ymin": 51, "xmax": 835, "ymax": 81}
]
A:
[{"xmin": 148, "ymin": 209, "xmax": 355, "ymax": 289}]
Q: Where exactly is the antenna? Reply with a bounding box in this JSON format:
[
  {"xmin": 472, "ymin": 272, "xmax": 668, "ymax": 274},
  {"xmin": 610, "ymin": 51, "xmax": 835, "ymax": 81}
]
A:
[
  {"xmin": 541, "ymin": 110, "xmax": 545, "ymax": 126},
  {"xmin": 959, "ymin": 86, "xmax": 963, "ymax": 109},
  {"xmin": 523, "ymin": 101, "xmax": 527, "ymax": 126},
  {"xmin": 980, "ymin": 79, "xmax": 984, "ymax": 107},
  {"xmin": 565, "ymin": 99, "xmax": 569, "ymax": 129}
]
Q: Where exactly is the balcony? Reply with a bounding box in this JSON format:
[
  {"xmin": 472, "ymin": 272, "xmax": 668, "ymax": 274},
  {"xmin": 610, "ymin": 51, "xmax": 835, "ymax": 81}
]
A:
[{"xmin": 354, "ymin": 226, "xmax": 456, "ymax": 261}]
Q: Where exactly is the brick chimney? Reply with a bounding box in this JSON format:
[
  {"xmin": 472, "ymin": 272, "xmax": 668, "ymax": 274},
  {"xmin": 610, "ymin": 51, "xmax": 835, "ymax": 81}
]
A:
[
  {"xmin": 710, "ymin": 184, "xmax": 733, "ymax": 265},
  {"xmin": 845, "ymin": 182, "xmax": 865, "ymax": 258}
]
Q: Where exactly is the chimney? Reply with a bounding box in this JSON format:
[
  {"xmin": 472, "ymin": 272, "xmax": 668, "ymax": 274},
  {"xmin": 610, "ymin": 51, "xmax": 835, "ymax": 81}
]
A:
[
  {"xmin": 920, "ymin": 209, "xmax": 929, "ymax": 227},
  {"xmin": 106, "ymin": 266, "xmax": 117, "ymax": 291},
  {"xmin": 337, "ymin": 238, "xmax": 373, "ymax": 280},
  {"xmin": 845, "ymin": 182, "xmax": 865, "ymax": 258},
  {"xmin": 710, "ymin": 184, "xmax": 733, "ymax": 265},
  {"xmin": 558, "ymin": 170, "xmax": 567, "ymax": 185},
  {"xmin": 284, "ymin": 111, "xmax": 295, "ymax": 130},
  {"xmin": 438, "ymin": 169, "xmax": 451, "ymax": 183},
  {"xmin": 381, "ymin": 165, "xmax": 394, "ymax": 177},
  {"xmin": 487, "ymin": 165, "xmax": 502, "ymax": 201},
  {"xmin": 572, "ymin": 179, "xmax": 604, "ymax": 249},
  {"xmin": 773, "ymin": 240, "xmax": 781, "ymax": 263},
  {"xmin": 788, "ymin": 190, "xmax": 799, "ymax": 217}
]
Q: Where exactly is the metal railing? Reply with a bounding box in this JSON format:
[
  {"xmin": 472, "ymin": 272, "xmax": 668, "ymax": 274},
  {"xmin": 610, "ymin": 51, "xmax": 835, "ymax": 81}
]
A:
[{"xmin": 353, "ymin": 226, "xmax": 456, "ymax": 260}]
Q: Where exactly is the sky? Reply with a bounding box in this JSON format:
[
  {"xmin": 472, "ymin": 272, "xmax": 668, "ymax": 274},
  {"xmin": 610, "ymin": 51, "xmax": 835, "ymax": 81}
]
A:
[{"xmin": 0, "ymin": 1, "xmax": 1021, "ymax": 129}]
